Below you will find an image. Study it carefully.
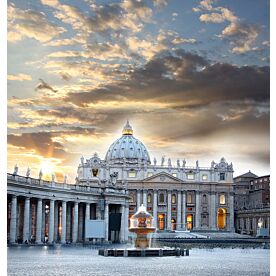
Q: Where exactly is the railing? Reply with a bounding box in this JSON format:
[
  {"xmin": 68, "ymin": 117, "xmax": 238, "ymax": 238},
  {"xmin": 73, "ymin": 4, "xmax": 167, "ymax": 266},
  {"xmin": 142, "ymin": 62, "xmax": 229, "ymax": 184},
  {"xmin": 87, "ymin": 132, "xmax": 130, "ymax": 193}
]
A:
[{"xmin": 7, "ymin": 173, "xmax": 126, "ymax": 194}]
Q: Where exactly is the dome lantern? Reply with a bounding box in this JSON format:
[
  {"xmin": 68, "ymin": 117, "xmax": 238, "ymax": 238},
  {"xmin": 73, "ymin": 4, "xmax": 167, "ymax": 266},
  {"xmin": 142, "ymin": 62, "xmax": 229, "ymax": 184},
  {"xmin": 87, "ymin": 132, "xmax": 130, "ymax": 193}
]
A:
[{"xmin": 122, "ymin": 120, "xmax": 133, "ymax": 135}]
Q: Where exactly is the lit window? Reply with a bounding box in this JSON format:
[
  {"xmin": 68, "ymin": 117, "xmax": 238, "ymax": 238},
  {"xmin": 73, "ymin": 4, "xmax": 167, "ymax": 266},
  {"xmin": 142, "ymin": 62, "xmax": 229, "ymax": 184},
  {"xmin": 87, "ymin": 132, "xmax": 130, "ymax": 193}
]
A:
[
  {"xmin": 147, "ymin": 172, "xmax": 153, "ymax": 177},
  {"xmin": 172, "ymin": 194, "xmax": 176, "ymax": 204},
  {"xmin": 159, "ymin": 193, "xmax": 165, "ymax": 203},
  {"xmin": 147, "ymin": 194, "xmax": 152, "ymax": 203},
  {"xmin": 219, "ymin": 194, "xmax": 226, "ymax": 205},
  {"xmin": 187, "ymin": 194, "xmax": 192, "ymax": 204},
  {"xmin": 129, "ymin": 194, "xmax": 134, "ymax": 203},
  {"xmin": 220, "ymin": 173, "xmax": 225, "ymax": 181},
  {"xmin": 128, "ymin": 171, "xmax": 136, "ymax": 178},
  {"xmin": 187, "ymin": 173, "xmax": 195, "ymax": 180},
  {"xmin": 172, "ymin": 173, "xmax": 177, "ymax": 177},
  {"xmin": 202, "ymin": 174, "xmax": 208, "ymax": 181}
]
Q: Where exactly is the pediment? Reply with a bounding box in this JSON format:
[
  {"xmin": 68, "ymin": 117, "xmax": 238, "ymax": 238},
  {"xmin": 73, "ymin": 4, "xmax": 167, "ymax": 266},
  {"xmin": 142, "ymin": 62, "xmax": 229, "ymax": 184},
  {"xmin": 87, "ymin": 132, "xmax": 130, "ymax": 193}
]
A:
[{"xmin": 142, "ymin": 172, "xmax": 182, "ymax": 183}]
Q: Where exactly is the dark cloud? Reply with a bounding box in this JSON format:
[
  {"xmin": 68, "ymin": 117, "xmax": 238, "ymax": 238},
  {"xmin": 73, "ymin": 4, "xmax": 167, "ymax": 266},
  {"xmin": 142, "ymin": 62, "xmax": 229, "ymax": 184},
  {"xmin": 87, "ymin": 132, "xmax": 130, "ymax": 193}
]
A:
[
  {"xmin": 35, "ymin": 79, "xmax": 58, "ymax": 93},
  {"xmin": 7, "ymin": 127, "xmax": 97, "ymax": 160},
  {"xmin": 65, "ymin": 50, "xmax": 269, "ymax": 107},
  {"xmin": 8, "ymin": 132, "xmax": 67, "ymax": 159}
]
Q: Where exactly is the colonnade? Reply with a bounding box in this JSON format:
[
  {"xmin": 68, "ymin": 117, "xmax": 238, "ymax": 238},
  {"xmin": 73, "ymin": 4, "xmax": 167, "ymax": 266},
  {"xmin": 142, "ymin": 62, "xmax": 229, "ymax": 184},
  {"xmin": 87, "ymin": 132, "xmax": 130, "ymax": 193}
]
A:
[{"xmin": 8, "ymin": 194, "xmax": 128, "ymax": 244}]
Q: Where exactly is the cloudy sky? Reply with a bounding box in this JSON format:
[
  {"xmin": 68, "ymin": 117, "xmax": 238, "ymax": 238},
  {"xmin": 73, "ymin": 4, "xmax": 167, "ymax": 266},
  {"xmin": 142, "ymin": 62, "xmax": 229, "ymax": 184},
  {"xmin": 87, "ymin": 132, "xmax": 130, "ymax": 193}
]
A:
[{"xmin": 7, "ymin": 0, "xmax": 270, "ymax": 181}]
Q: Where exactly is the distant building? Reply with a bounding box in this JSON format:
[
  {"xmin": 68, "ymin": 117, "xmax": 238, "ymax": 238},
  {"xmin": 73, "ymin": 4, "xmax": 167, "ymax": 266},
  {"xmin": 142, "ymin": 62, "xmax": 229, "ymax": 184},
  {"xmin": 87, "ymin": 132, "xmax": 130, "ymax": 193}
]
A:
[{"xmin": 234, "ymin": 173, "xmax": 270, "ymax": 236}]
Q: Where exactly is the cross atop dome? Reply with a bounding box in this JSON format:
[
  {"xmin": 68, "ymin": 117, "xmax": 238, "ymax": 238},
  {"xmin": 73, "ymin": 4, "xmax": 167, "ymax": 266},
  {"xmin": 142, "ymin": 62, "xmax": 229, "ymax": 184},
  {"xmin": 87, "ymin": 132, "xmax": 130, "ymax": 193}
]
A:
[{"xmin": 122, "ymin": 120, "xmax": 133, "ymax": 135}]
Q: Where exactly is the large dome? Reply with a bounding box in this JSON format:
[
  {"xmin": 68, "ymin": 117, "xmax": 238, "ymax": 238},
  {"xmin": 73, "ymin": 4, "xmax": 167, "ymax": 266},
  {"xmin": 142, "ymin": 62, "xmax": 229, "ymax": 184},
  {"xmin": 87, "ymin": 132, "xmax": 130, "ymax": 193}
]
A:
[{"xmin": 105, "ymin": 121, "xmax": 151, "ymax": 164}]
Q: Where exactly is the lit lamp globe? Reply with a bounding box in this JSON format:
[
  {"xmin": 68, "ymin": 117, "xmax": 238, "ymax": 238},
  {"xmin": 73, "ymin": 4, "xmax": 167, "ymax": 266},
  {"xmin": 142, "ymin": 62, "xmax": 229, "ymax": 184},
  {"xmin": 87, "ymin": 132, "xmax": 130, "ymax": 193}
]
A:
[{"xmin": 129, "ymin": 204, "xmax": 156, "ymax": 249}]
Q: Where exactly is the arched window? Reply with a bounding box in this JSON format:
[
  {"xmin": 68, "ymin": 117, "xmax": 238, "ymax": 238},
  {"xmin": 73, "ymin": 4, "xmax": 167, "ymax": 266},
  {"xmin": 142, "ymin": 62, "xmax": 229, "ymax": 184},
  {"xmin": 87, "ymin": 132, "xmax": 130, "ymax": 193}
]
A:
[
  {"xmin": 159, "ymin": 193, "xmax": 164, "ymax": 203},
  {"xmin": 147, "ymin": 193, "xmax": 152, "ymax": 203},
  {"xmin": 172, "ymin": 194, "xmax": 176, "ymax": 204}
]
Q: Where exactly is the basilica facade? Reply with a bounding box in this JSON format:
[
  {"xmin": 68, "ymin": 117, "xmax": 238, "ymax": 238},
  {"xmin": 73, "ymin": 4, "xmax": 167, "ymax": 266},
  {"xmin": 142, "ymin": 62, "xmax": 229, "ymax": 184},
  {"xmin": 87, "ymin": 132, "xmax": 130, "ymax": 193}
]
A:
[{"xmin": 7, "ymin": 121, "xmax": 235, "ymax": 245}]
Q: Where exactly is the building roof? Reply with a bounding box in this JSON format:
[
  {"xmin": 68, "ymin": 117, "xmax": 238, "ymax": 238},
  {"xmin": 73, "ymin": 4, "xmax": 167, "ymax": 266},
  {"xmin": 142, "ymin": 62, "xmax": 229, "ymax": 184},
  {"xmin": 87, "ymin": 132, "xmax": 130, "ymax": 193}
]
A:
[{"xmin": 234, "ymin": 171, "xmax": 258, "ymax": 179}]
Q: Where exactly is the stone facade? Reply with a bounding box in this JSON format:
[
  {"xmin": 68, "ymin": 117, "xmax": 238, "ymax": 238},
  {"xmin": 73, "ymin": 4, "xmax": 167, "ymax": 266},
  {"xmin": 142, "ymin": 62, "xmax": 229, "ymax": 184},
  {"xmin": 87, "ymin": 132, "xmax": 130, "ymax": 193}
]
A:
[
  {"xmin": 7, "ymin": 122, "xmax": 235, "ymax": 245},
  {"xmin": 234, "ymin": 173, "xmax": 270, "ymax": 236}
]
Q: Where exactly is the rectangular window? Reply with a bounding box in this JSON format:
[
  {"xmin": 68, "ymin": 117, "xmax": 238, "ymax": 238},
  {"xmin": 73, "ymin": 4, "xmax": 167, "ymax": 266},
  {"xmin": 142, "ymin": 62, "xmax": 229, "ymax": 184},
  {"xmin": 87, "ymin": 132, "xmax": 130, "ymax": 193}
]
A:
[
  {"xmin": 187, "ymin": 194, "xmax": 192, "ymax": 204},
  {"xmin": 187, "ymin": 173, "xmax": 195, "ymax": 180},
  {"xmin": 219, "ymin": 194, "xmax": 226, "ymax": 205},
  {"xmin": 128, "ymin": 171, "xmax": 136, "ymax": 178},
  {"xmin": 172, "ymin": 173, "xmax": 177, "ymax": 177},
  {"xmin": 220, "ymin": 173, "xmax": 225, "ymax": 181},
  {"xmin": 202, "ymin": 174, "xmax": 208, "ymax": 181}
]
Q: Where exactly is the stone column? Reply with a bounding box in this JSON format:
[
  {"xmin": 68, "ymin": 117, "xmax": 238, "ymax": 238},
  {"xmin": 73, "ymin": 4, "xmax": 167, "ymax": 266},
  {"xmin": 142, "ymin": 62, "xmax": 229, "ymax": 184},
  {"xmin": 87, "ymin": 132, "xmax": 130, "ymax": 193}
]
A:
[
  {"xmin": 210, "ymin": 193, "xmax": 216, "ymax": 230},
  {"xmin": 48, "ymin": 199, "xmax": 55, "ymax": 243},
  {"xmin": 54, "ymin": 201, "xmax": 59, "ymax": 241},
  {"xmin": 252, "ymin": 217, "xmax": 257, "ymax": 235},
  {"xmin": 167, "ymin": 191, "xmax": 172, "ymax": 230},
  {"xmin": 36, "ymin": 198, "xmax": 42, "ymax": 244},
  {"xmin": 143, "ymin": 190, "xmax": 147, "ymax": 209},
  {"xmin": 85, "ymin": 203, "xmax": 90, "ymax": 241},
  {"xmin": 78, "ymin": 204, "xmax": 83, "ymax": 242},
  {"xmin": 61, "ymin": 201, "xmax": 67, "ymax": 244},
  {"xmin": 195, "ymin": 192, "xmax": 200, "ymax": 229},
  {"xmin": 104, "ymin": 202, "xmax": 109, "ymax": 241},
  {"xmin": 10, "ymin": 195, "xmax": 17, "ymax": 243},
  {"xmin": 120, "ymin": 205, "xmax": 125, "ymax": 242},
  {"xmin": 153, "ymin": 190, "xmax": 158, "ymax": 228},
  {"xmin": 246, "ymin": 217, "xmax": 250, "ymax": 234},
  {"xmin": 72, "ymin": 202, "xmax": 79, "ymax": 243},
  {"xmin": 23, "ymin": 197, "xmax": 30, "ymax": 242},
  {"xmin": 177, "ymin": 191, "xmax": 182, "ymax": 230},
  {"xmin": 66, "ymin": 203, "xmax": 71, "ymax": 241},
  {"xmin": 229, "ymin": 193, "xmax": 235, "ymax": 232},
  {"xmin": 137, "ymin": 190, "xmax": 141, "ymax": 209},
  {"xmin": 182, "ymin": 192, "xmax": 186, "ymax": 230},
  {"xmin": 124, "ymin": 203, "xmax": 129, "ymax": 242},
  {"xmin": 41, "ymin": 201, "xmax": 45, "ymax": 242}
]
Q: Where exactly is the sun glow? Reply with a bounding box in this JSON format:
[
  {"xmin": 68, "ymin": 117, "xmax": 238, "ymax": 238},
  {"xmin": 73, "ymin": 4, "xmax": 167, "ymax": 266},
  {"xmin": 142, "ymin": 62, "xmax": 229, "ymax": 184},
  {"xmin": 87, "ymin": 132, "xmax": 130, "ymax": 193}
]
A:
[{"xmin": 40, "ymin": 159, "xmax": 55, "ymax": 176}]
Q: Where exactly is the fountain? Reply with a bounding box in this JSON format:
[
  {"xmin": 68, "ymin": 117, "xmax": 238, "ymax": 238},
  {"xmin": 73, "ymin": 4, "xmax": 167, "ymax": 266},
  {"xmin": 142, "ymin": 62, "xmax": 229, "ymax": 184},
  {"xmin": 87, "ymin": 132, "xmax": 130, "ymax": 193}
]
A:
[
  {"xmin": 99, "ymin": 204, "xmax": 189, "ymax": 257},
  {"xmin": 128, "ymin": 204, "xmax": 156, "ymax": 249}
]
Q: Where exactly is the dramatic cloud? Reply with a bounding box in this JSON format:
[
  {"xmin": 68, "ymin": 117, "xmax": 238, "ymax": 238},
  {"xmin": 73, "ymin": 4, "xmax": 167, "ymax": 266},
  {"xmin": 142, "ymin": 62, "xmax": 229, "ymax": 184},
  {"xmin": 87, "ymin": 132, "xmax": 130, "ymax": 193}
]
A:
[
  {"xmin": 220, "ymin": 22, "xmax": 260, "ymax": 54},
  {"xmin": 8, "ymin": 74, "xmax": 32, "ymax": 81},
  {"xmin": 64, "ymin": 50, "xmax": 269, "ymax": 107},
  {"xmin": 8, "ymin": 5, "xmax": 65, "ymax": 43},
  {"xmin": 194, "ymin": 1, "xmax": 259, "ymax": 54}
]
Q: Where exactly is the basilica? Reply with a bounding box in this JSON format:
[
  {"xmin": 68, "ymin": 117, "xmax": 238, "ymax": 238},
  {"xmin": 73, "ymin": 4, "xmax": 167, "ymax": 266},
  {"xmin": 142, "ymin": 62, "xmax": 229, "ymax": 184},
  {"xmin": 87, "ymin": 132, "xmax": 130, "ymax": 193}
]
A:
[{"xmin": 7, "ymin": 121, "xmax": 235, "ymax": 244}]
